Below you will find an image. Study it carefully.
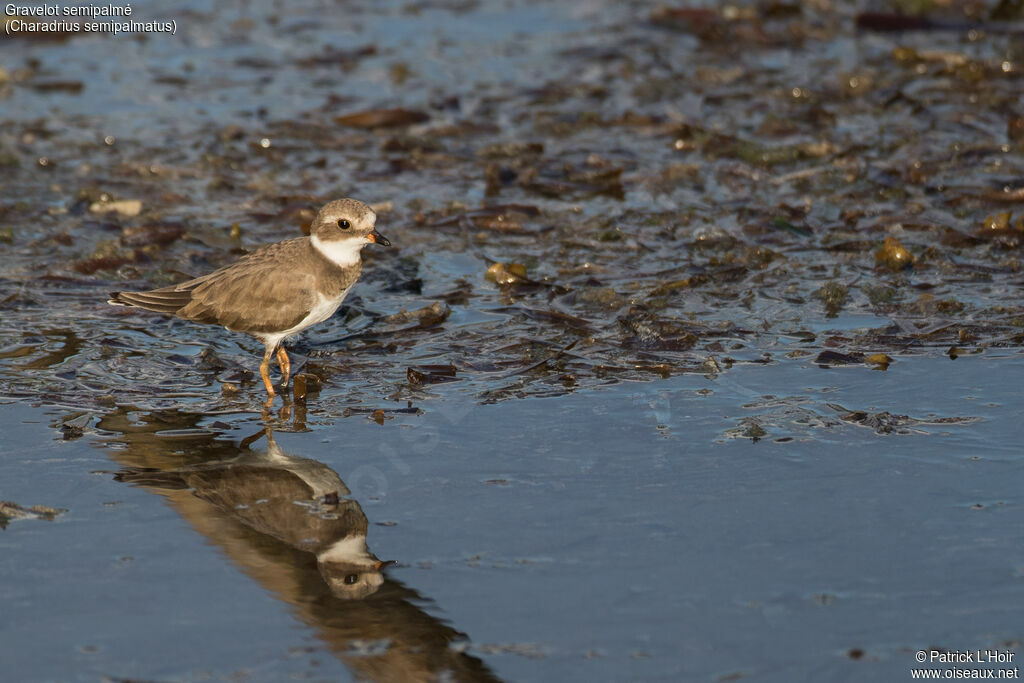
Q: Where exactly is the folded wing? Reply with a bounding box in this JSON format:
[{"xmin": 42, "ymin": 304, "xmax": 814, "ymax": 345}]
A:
[{"xmin": 109, "ymin": 238, "xmax": 317, "ymax": 335}]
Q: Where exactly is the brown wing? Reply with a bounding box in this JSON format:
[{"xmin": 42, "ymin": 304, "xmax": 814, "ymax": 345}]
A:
[
  {"xmin": 111, "ymin": 238, "xmax": 317, "ymax": 334},
  {"xmin": 178, "ymin": 239, "xmax": 318, "ymax": 334}
]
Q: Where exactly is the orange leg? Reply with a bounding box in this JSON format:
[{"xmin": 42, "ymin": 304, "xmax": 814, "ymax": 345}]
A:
[
  {"xmin": 275, "ymin": 345, "xmax": 291, "ymax": 389},
  {"xmin": 259, "ymin": 347, "xmax": 276, "ymax": 398}
]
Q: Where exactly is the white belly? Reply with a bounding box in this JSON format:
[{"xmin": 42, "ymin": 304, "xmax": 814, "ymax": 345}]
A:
[{"xmin": 258, "ymin": 286, "xmax": 351, "ymax": 348}]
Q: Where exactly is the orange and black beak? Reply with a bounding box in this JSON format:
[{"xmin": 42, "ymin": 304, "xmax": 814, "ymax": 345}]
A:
[{"xmin": 369, "ymin": 229, "xmax": 390, "ymax": 246}]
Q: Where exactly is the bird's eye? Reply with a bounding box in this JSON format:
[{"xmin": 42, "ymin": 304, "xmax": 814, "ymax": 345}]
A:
[
  {"xmin": 344, "ymin": 574, "xmax": 359, "ymax": 585},
  {"xmin": 337, "ymin": 219, "xmax": 351, "ymax": 229}
]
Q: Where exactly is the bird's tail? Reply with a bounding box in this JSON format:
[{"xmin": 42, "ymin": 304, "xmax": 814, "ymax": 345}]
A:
[{"xmin": 108, "ymin": 287, "xmax": 192, "ymax": 314}]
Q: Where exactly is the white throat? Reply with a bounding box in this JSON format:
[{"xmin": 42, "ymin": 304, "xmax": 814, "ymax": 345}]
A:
[
  {"xmin": 311, "ymin": 234, "xmax": 365, "ymax": 268},
  {"xmin": 317, "ymin": 535, "xmax": 373, "ymax": 563}
]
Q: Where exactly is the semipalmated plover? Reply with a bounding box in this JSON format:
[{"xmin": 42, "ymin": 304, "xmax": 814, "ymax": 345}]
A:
[{"xmin": 109, "ymin": 198, "xmax": 390, "ymax": 398}]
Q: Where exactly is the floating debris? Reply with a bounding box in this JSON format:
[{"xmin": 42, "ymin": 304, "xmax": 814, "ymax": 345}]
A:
[
  {"xmin": 379, "ymin": 302, "xmax": 450, "ymax": 328},
  {"xmin": 874, "ymin": 236, "xmax": 914, "ymax": 271},
  {"xmin": 865, "ymin": 353, "xmax": 893, "ymax": 369},
  {"xmin": 296, "ymin": 45, "xmax": 376, "ymax": 68},
  {"xmin": 485, "ymin": 262, "xmax": 529, "ymax": 286},
  {"xmin": 121, "ymin": 224, "xmax": 184, "ymax": 247},
  {"xmin": 335, "ymin": 108, "xmax": 429, "ymax": 128},
  {"xmin": 618, "ymin": 308, "xmax": 698, "ymax": 351},
  {"xmin": 89, "ymin": 199, "xmax": 142, "ymax": 217},
  {"xmin": 817, "ymin": 281, "xmax": 848, "ymax": 318},
  {"xmin": 28, "ymin": 80, "xmax": 84, "ymax": 93},
  {"xmin": 407, "ymin": 364, "xmax": 458, "ymax": 386},
  {"xmin": 814, "ymin": 350, "xmax": 864, "ymax": 367},
  {"xmin": 827, "ymin": 403, "xmax": 978, "ymax": 435}
]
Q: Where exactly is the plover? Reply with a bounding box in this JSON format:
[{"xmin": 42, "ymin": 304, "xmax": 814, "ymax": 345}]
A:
[{"xmin": 109, "ymin": 198, "xmax": 390, "ymax": 398}]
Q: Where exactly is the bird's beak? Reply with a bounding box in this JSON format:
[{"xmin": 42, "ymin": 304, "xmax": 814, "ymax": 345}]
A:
[
  {"xmin": 368, "ymin": 229, "xmax": 391, "ymax": 247},
  {"xmin": 373, "ymin": 560, "xmax": 396, "ymax": 571}
]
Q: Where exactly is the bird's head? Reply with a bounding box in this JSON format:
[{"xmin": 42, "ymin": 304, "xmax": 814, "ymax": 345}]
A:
[{"xmin": 310, "ymin": 198, "xmax": 390, "ymax": 267}]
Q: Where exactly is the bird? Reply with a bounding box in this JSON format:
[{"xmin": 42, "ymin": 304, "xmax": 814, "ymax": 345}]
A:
[{"xmin": 109, "ymin": 198, "xmax": 390, "ymax": 399}]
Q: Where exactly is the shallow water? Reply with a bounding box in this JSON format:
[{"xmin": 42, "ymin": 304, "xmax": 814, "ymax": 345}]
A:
[
  {"xmin": 3, "ymin": 0, "xmax": 1024, "ymax": 680},
  {"xmin": 4, "ymin": 353, "xmax": 1024, "ymax": 681}
]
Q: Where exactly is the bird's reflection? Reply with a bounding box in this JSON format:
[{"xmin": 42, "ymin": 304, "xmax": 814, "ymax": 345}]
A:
[{"xmin": 97, "ymin": 408, "xmax": 499, "ymax": 682}]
